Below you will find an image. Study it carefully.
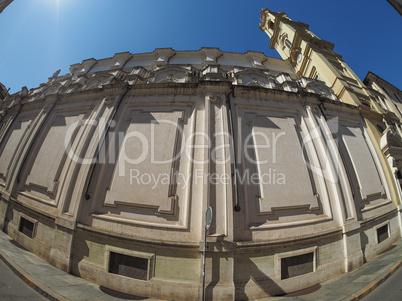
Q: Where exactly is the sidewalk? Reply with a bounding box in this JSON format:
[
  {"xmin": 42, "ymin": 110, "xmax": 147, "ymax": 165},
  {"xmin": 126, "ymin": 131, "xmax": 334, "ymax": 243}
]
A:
[
  {"xmin": 0, "ymin": 230, "xmax": 401, "ymax": 301},
  {"xmin": 261, "ymin": 239, "xmax": 402, "ymax": 301},
  {"xmin": 0, "ymin": 230, "xmax": 160, "ymax": 301}
]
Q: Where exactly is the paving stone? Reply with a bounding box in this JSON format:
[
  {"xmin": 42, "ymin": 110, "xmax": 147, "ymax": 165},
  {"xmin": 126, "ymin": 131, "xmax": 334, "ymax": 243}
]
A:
[{"xmin": 1, "ymin": 230, "xmax": 402, "ymax": 301}]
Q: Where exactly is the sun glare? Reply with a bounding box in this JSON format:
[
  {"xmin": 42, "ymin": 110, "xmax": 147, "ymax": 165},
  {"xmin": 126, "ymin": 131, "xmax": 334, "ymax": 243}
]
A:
[{"xmin": 56, "ymin": 0, "xmax": 60, "ymax": 19}]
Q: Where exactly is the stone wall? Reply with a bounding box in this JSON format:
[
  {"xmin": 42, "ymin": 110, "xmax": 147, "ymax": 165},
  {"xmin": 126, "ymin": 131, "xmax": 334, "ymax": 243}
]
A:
[{"xmin": 0, "ymin": 49, "xmax": 399, "ymax": 300}]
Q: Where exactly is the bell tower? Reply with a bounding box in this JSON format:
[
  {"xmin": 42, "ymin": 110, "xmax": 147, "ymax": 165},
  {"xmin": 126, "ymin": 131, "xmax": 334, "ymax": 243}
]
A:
[{"xmin": 259, "ymin": 9, "xmax": 377, "ymax": 108}]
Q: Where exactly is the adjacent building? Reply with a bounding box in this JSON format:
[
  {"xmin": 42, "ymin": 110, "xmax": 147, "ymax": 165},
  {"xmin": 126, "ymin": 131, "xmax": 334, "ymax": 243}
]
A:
[{"xmin": 363, "ymin": 72, "xmax": 402, "ymax": 197}]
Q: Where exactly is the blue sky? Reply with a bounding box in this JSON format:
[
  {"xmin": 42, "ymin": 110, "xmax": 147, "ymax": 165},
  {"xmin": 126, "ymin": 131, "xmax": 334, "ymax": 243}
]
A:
[{"xmin": 1, "ymin": 0, "xmax": 401, "ymax": 94}]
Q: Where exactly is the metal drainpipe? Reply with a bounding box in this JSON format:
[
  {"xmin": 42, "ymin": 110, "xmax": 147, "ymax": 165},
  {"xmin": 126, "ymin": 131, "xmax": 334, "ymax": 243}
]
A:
[
  {"xmin": 84, "ymin": 83, "xmax": 130, "ymax": 200},
  {"xmin": 226, "ymin": 86, "xmax": 241, "ymax": 212},
  {"xmin": 317, "ymin": 97, "xmax": 327, "ymax": 120}
]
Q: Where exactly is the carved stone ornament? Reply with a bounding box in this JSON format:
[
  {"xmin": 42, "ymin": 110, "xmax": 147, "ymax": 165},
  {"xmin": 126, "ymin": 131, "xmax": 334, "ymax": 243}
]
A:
[
  {"xmin": 104, "ymin": 96, "xmax": 115, "ymax": 105},
  {"xmin": 52, "ymin": 69, "xmax": 61, "ymax": 79},
  {"xmin": 209, "ymin": 96, "xmax": 222, "ymax": 105},
  {"xmin": 310, "ymin": 107, "xmax": 319, "ymax": 115}
]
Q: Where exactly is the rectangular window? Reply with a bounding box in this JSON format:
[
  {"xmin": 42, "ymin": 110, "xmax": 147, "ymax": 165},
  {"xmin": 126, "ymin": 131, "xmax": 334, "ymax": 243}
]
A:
[
  {"xmin": 281, "ymin": 252, "xmax": 314, "ymax": 279},
  {"xmin": 377, "ymin": 224, "xmax": 389, "ymax": 243},
  {"xmin": 395, "ymin": 105, "xmax": 402, "ymax": 116},
  {"xmin": 108, "ymin": 252, "xmax": 152, "ymax": 281},
  {"xmin": 18, "ymin": 217, "xmax": 35, "ymax": 239},
  {"xmin": 285, "ymin": 39, "xmax": 292, "ymax": 49}
]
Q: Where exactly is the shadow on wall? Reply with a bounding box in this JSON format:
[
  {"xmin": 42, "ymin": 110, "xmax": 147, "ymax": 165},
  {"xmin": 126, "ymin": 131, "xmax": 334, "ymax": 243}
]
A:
[
  {"xmin": 360, "ymin": 231, "xmax": 369, "ymax": 263},
  {"xmin": 3, "ymin": 202, "xmax": 14, "ymax": 235},
  {"xmin": 205, "ymin": 239, "xmax": 229, "ymax": 300},
  {"xmin": 235, "ymin": 257, "xmax": 285, "ymax": 300},
  {"xmin": 69, "ymin": 231, "xmax": 90, "ymax": 278},
  {"xmin": 205, "ymin": 239, "xmax": 285, "ymax": 300}
]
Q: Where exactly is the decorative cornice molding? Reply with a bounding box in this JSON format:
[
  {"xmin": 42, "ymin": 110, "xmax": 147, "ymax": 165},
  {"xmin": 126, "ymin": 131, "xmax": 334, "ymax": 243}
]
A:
[
  {"xmin": 209, "ymin": 96, "xmax": 222, "ymax": 105},
  {"xmin": 9, "ymin": 50, "xmax": 339, "ymax": 105}
]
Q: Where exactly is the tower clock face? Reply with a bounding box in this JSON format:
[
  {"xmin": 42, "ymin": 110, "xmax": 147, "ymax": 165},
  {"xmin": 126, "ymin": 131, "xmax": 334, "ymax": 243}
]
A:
[{"xmin": 297, "ymin": 53, "xmax": 302, "ymax": 63}]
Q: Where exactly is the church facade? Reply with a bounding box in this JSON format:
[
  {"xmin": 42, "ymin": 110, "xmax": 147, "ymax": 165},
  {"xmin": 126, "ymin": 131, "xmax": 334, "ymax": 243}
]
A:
[{"xmin": 0, "ymin": 9, "xmax": 401, "ymax": 301}]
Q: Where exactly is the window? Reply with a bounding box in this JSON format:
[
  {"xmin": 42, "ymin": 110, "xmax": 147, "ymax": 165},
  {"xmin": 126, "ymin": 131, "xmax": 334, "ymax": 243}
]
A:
[
  {"xmin": 394, "ymin": 93, "xmax": 401, "ymax": 103},
  {"xmin": 376, "ymin": 97, "xmax": 386, "ymax": 110},
  {"xmin": 269, "ymin": 21, "xmax": 275, "ymax": 29},
  {"xmin": 395, "ymin": 105, "xmax": 402, "ymax": 116},
  {"xmin": 281, "ymin": 252, "xmax": 314, "ymax": 279},
  {"xmin": 285, "ymin": 39, "xmax": 292, "ymax": 49},
  {"xmin": 18, "ymin": 216, "xmax": 35, "ymax": 238},
  {"xmin": 108, "ymin": 252, "xmax": 154, "ymax": 281},
  {"xmin": 377, "ymin": 224, "xmax": 389, "ymax": 243}
]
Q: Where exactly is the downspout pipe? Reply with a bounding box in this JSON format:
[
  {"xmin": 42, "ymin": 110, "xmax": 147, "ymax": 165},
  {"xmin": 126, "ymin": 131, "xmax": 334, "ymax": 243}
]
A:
[{"xmin": 226, "ymin": 86, "xmax": 241, "ymax": 212}]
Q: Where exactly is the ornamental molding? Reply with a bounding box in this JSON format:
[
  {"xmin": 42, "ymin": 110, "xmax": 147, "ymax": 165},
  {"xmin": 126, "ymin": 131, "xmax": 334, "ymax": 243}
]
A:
[
  {"xmin": 8, "ymin": 50, "xmax": 340, "ymax": 104},
  {"xmin": 381, "ymin": 127, "xmax": 402, "ymax": 154},
  {"xmin": 209, "ymin": 96, "xmax": 222, "ymax": 105},
  {"xmin": 83, "ymin": 73, "xmax": 115, "ymax": 90},
  {"xmin": 43, "ymin": 82, "xmax": 63, "ymax": 96}
]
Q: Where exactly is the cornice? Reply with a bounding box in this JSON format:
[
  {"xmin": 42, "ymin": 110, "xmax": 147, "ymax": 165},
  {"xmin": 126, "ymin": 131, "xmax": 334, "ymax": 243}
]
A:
[
  {"xmin": 358, "ymin": 104, "xmax": 384, "ymax": 121},
  {"xmin": 364, "ymin": 71, "xmax": 401, "ymax": 94},
  {"xmin": 6, "ymin": 49, "xmax": 339, "ymax": 107}
]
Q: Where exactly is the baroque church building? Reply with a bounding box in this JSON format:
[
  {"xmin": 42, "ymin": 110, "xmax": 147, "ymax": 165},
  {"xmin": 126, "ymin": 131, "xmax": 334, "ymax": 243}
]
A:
[{"xmin": 0, "ymin": 8, "xmax": 401, "ymax": 300}]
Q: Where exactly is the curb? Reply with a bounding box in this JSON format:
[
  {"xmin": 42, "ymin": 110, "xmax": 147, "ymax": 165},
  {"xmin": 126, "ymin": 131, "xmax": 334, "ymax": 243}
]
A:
[
  {"xmin": 0, "ymin": 249, "xmax": 66, "ymax": 301},
  {"xmin": 1, "ymin": 237, "xmax": 402, "ymax": 301},
  {"xmin": 349, "ymin": 261, "xmax": 402, "ymax": 301}
]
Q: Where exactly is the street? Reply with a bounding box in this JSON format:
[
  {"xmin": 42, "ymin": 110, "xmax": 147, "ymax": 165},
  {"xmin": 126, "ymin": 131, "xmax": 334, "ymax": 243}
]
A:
[
  {"xmin": 0, "ymin": 259, "xmax": 48, "ymax": 300},
  {"xmin": 1, "ymin": 247, "xmax": 402, "ymax": 301},
  {"xmin": 362, "ymin": 266, "xmax": 402, "ymax": 301}
]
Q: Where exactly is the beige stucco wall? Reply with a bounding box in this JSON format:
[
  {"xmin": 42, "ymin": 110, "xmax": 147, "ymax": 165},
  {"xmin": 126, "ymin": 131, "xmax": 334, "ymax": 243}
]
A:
[{"xmin": 0, "ymin": 49, "xmax": 400, "ymax": 300}]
